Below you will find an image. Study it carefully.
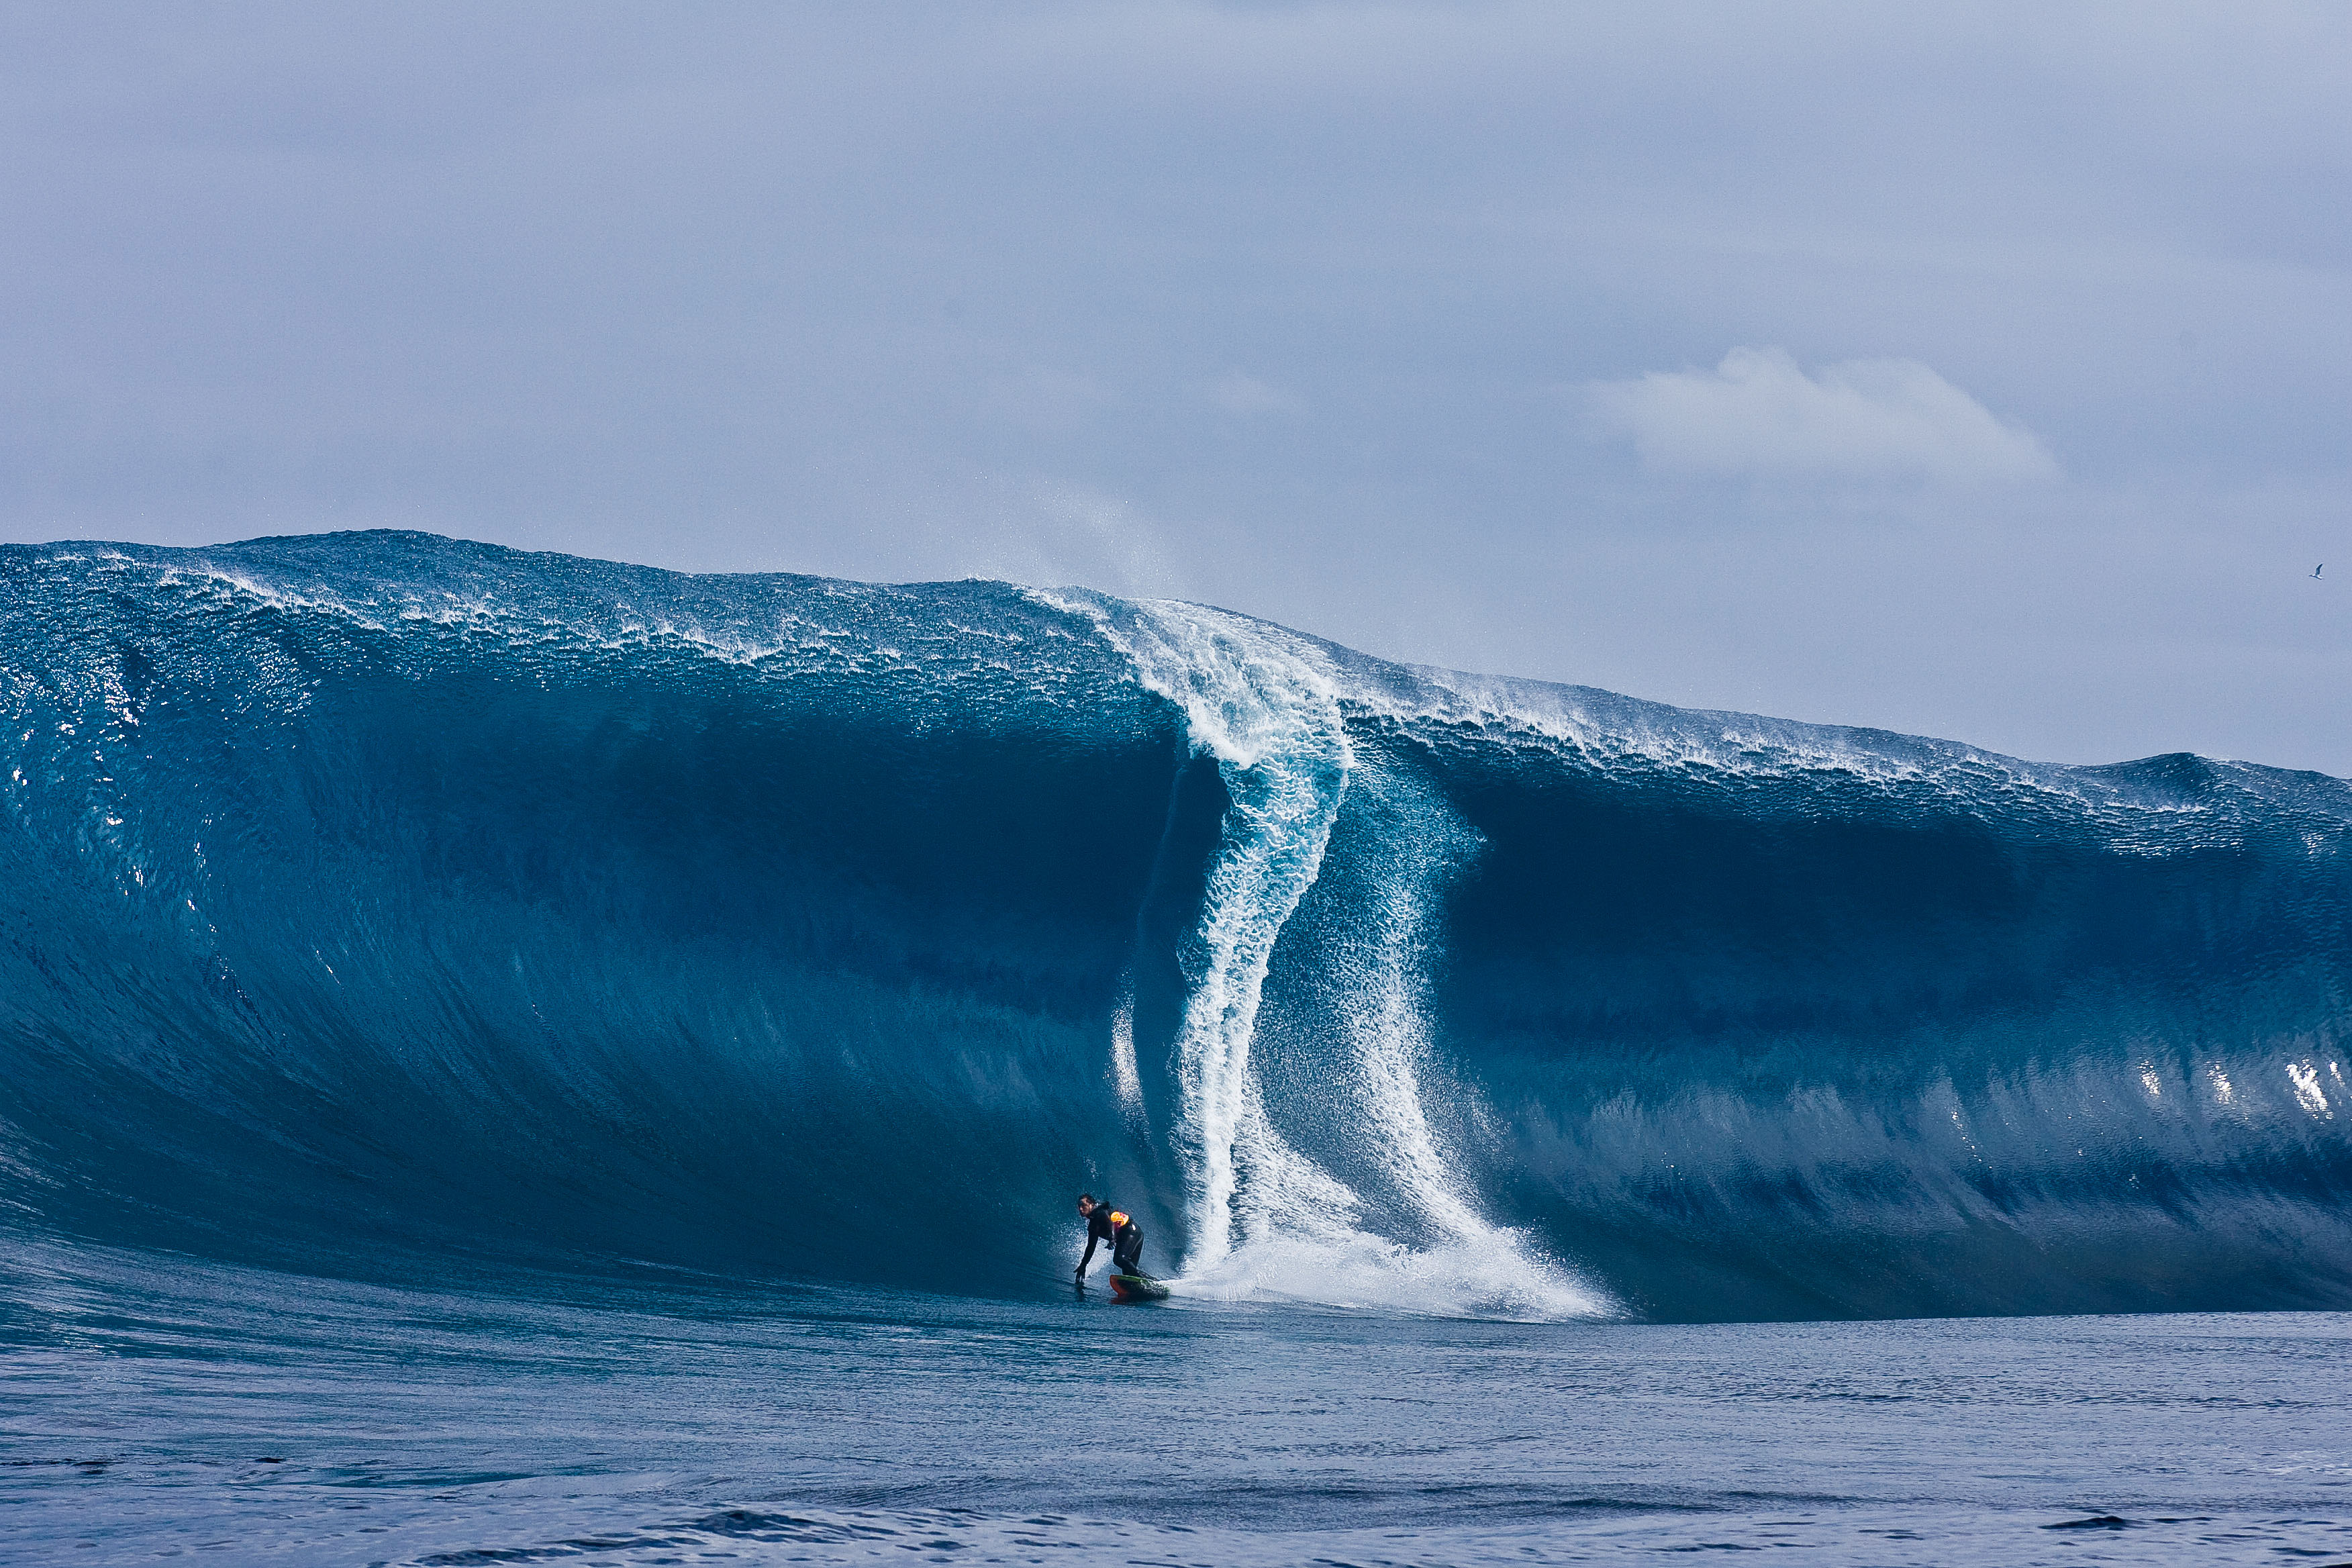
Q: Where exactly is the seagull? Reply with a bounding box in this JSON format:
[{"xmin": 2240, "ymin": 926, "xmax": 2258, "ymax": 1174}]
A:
[{"xmin": 2316, "ymin": 565, "xmax": 2326, "ymax": 579}]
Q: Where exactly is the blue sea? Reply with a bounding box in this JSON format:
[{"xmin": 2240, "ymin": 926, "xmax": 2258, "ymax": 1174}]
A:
[
  {"xmin": 9, "ymin": 1241, "xmax": 2351, "ymax": 1566},
  {"xmin": 5, "ymin": 534, "xmax": 2351, "ymax": 1564}
]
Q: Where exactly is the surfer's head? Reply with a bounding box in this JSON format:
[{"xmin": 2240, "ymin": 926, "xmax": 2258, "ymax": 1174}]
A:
[{"xmin": 1077, "ymin": 1193, "xmax": 1096, "ymax": 1215}]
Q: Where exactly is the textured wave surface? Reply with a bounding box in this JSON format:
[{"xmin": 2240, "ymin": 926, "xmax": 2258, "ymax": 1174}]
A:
[{"xmin": 4, "ymin": 533, "xmax": 2349, "ymax": 1319}]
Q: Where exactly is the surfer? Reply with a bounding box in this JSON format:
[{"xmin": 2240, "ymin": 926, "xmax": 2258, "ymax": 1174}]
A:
[{"xmin": 1075, "ymin": 1193, "xmax": 1146, "ymax": 1282}]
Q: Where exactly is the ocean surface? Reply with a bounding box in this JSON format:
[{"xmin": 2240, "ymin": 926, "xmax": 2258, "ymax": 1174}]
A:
[
  {"xmin": 7, "ymin": 1240, "xmax": 2351, "ymax": 1567},
  {"xmin": 5, "ymin": 532, "xmax": 2351, "ymax": 1563}
]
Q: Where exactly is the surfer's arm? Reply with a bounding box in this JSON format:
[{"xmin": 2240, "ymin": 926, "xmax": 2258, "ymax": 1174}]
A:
[{"xmin": 1077, "ymin": 1236, "xmax": 1097, "ymax": 1271}]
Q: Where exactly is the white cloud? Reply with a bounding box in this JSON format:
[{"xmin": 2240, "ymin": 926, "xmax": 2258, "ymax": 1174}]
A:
[{"xmin": 1589, "ymin": 347, "xmax": 2058, "ymax": 485}]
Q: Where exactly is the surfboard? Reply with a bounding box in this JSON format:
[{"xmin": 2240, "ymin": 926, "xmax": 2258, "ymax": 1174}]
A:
[{"xmin": 1109, "ymin": 1273, "xmax": 1169, "ymax": 1303}]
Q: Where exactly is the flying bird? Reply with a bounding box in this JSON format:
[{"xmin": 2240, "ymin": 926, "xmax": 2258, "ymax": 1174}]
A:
[{"xmin": 2315, "ymin": 565, "xmax": 2325, "ymax": 579}]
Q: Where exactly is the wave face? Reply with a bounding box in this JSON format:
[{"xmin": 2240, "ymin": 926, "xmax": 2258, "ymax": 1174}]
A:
[{"xmin": 4, "ymin": 534, "xmax": 2351, "ymax": 1320}]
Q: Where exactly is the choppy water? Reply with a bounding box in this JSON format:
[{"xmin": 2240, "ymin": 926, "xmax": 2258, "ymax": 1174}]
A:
[{"xmin": 6, "ymin": 1242, "xmax": 2349, "ymax": 1567}]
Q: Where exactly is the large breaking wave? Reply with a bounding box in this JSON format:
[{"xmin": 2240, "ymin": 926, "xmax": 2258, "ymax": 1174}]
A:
[{"xmin": 4, "ymin": 533, "xmax": 2349, "ymax": 1320}]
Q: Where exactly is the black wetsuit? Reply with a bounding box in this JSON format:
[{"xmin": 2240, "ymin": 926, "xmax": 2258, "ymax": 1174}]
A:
[{"xmin": 1081, "ymin": 1204, "xmax": 1146, "ymax": 1277}]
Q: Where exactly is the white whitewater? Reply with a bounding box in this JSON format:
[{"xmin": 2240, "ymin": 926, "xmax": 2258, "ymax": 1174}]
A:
[
  {"xmin": 1055, "ymin": 591, "xmax": 1612, "ymax": 1319},
  {"xmin": 1069, "ymin": 596, "xmax": 1350, "ymax": 1274}
]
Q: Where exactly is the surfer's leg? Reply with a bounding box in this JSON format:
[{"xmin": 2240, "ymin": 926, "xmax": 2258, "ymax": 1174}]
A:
[{"xmin": 1114, "ymin": 1226, "xmax": 1144, "ymax": 1275}]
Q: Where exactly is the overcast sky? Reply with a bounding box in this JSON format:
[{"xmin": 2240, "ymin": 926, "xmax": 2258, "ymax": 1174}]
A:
[{"xmin": 5, "ymin": 3, "xmax": 2348, "ymax": 771}]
